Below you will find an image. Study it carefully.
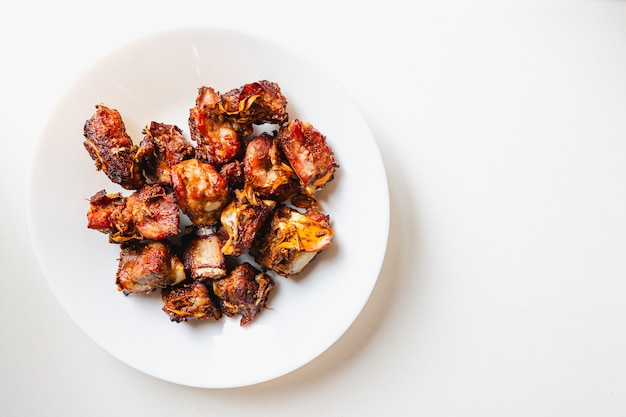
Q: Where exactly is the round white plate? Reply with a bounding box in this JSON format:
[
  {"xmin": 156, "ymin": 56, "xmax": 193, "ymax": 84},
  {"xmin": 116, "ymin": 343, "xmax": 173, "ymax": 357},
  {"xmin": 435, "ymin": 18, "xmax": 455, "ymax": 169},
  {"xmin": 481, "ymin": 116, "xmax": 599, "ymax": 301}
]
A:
[{"xmin": 27, "ymin": 27, "xmax": 389, "ymax": 388}]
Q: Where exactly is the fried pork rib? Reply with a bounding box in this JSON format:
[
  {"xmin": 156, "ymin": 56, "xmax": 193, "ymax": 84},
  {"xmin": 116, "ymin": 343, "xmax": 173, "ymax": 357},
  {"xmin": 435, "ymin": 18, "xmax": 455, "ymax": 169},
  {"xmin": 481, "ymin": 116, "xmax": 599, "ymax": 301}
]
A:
[
  {"xmin": 188, "ymin": 81, "xmax": 288, "ymax": 167},
  {"xmin": 116, "ymin": 240, "xmax": 186, "ymax": 294},
  {"xmin": 138, "ymin": 122, "xmax": 194, "ymax": 185},
  {"xmin": 162, "ymin": 280, "xmax": 222, "ymax": 322},
  {"xmin": 87, "ymin": 184, "xmax": 179, "ymax": 242},
  {"xmin": 278, "ymin": 119, "xmax": 337, "ymax": 196},
  {"xmin": 219, "ymin": 80, "xmax": 288, "ymax": 125},
  {"xmin": 124, "ymin": 184, "xmax": 180, "ymax": 240},
  {"xmin": 212, "ymin": 262, "xmax": 275, "ymax": 326},
  {"xmin": 170, "ymin": 158, "xmax": 230, "ymax": 226},
  {"xmin": 86, "ymin": 190, "xmax": 126, "ymax": 234},
  {"xmin": 188, "ymin": 86, "xmax": 246, "ymax": 167},
  {"xmin": 243, "ymin": 134, "xmax": 300, "ymax": 202},
  {"xmin": 83, "ymin": 104, "xmax": 143, "ymax": 190},
  {"xmin": 252, "ymin": 198, "xmax": 333, "ymax": 277},
  {"xmin": 219, "ymin": 190, "xmax": 276, "ymax": 256},
  {"xmin": 182, "ymin": 228, "xmax": 227, "ymax": 280}
]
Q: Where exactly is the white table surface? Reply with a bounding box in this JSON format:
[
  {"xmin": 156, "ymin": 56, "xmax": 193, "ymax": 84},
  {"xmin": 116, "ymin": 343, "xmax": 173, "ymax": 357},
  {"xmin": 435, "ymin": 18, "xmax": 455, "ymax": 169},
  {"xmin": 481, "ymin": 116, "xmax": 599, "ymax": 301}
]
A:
[{"xmin": 2, "ymin": 0, "xmax": 626, "ymax": 415}]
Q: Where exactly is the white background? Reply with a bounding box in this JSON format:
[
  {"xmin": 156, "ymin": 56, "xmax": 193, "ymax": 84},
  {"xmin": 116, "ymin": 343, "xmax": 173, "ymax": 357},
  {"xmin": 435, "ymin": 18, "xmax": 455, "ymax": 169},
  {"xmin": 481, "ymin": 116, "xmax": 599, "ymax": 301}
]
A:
[{"xmin": 2, "ymin": 0, "xmax": 626, "ymax": 415}]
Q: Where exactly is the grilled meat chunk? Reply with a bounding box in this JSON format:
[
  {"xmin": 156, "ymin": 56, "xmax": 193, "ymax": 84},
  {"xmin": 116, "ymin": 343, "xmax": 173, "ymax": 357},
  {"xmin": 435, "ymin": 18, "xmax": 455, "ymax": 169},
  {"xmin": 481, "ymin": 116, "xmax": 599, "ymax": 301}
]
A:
[
  {"xmin": 86, "ymin": 185, "xmax": 179, "ymax": 243},
  {"xmin": 162, "ymin": 280, "xmax": 222, "ymax": 322},
  {"xmin": 252, "ymin": 199, "xmax": 333, "ymax": 277},
  {"xmin": 278, "ymin": 119, "xmax": 337, "ymax": 196},
  {"xmin": 243, "ymin": 133, "xmax": 300, "ymax": 202},
  {"xmin": 212, "ymin": 262, "xmax": 275, "ymax": 326},
  {"xmin": 83, "ymin": 104, "xmax": 143, "ymax": 189},
  {"xmin": 138, "ymin": 122, "xmax": 194, "ymax": 185},
  {"xmin": 86, "ymin": 190, "xmax": 126, "ymax": 233},
  {"xmin": 188, "ymin": 81, "xmax": 288, "ymax": 167},
  {"xmin": 219, "ymin": 80, "xmax": 288, "ymax": 125},
  {"xmin": 189, "ymin": 86, "xmax": 246, "ymax": 167},
  {"xmin": 170, "ymin": 158, "xmax": 230, "ymax": 226},
  {"xmin": 116, "ymin": 240, "xmax": 186, "ymax": 294},
  {"xmin": 122, "ymin": 184, "xmax": 179, "ymax": 241},
  {"xmin": 219, "ymin": 189, "xmax": 276, "ymax": 256},
  {"xmin": 182, "ymin": 228, "xmax": 227, "ymax": 280}
]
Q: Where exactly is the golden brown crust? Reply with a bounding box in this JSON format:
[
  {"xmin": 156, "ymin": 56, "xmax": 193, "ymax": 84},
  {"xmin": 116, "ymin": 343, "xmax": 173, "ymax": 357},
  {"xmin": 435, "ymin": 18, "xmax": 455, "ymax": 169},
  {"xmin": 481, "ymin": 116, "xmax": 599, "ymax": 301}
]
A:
[
  {"xmin": 170, "ymin": 158, "xmax": 230, "ymax": 226},
  {"xmin": 278, "ymin": 119, "xmax": 337, "ymax": 196},
  {"xmin": 86, "ymin": 190, "xmax": 126, "ymax": 232},
  {"xmin": 162, "ymin": 280, "xmax": 222, "ymax": 322},
  {"xmin": 122, "ymin": 185, "xmax": 179, "ymax": 241},
  {"xmin": 138, "ymin": 122, "xmax": 195, "ymax": 185},
  {"xmin": 219, "ymin": 80, "xmax": 288, "ymax": 125},
  {"xmin": 212, "ymin": 263, "xmax": 275, "ymax": 326},
  {"xmin": 83, "ymin": 104, "xmax": 143, "ymax": 190},
  {"xmin": 86, "ymin": 185, "xmax": 179, "ymax": 243},
  {"xmin": 189, "ymin": 87, "xmax": 245, "ymax": 167},
  {"xmin": 252, "ymin": 203, "xmax": 333, "ymax": 277},
  {"xmin": 219, "ymin": 190, "xmax": 276, "ymax": 256},
  {"xmin": 243, "ymin": 134, "xmax": 300, "ymax": 202},
  {"xmin": 116, "ymin": 240, "xmax": 186, "ymax": 294}
]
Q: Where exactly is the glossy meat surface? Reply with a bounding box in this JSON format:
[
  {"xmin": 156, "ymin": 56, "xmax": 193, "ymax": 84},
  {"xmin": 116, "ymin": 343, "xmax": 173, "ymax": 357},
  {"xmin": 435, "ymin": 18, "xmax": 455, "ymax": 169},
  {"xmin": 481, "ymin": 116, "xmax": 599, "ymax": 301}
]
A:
[
  {"xmin": 170, "ymin": 158, "xmax": 230, "ymax": 226},
  {"xmin": 189, "ymin": 86, "xmax": 245, "ymax": 167},
  {"xmin": 123, "ymin": 184, "xmax": 180, "ymax": 240},
  {"xmin": 83, "ymin": 104, "xmax": 143, "ymax": 189},
  {"xmin": 87, "ymin": 185, "xmax": 179, "ymax": 243},
  {"xmin": 278, "ymin": 119, "xmax": 337, "ymax": 196},
  {"xmin": 243, "ymin": 134, "xmax": 300, "ymax": 202},
  {"xmin": 116, "ymin": 240, "xmax": 186, "ymax": 294},
  {"xmin": 86, "ymin": 190, "xmax": 126, "ymax": 233}
]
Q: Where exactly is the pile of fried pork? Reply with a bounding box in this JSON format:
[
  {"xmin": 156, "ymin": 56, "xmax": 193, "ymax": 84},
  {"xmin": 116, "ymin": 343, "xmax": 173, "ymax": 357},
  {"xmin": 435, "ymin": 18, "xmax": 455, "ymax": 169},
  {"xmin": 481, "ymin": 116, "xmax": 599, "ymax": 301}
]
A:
[{"xmin": 83, "ymin": 80, "xmax": 337, "ymax": 326}]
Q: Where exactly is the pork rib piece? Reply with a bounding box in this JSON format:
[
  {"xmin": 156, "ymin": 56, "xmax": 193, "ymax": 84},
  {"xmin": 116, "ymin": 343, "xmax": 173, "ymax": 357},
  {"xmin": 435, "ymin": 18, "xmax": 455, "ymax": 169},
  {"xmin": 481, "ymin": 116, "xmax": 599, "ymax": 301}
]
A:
[
  {"xmin": 252, "ymin": 196, "xmax": 333, "ymax": 277},
  {"xmin": 86, "ymin": 184, "xmax": 179, "ymax": 243},
  {"xmin": 116, "ymin": 240, "xmax": 186, "ymax": 295},
  {"xmin": 278, "ymin": 119, "xmax": 337, "ymax": 196},
  {"xmin": 170, "ymin": 158, "xmax": 230, "ymax": 226},
  {"xmin": 212, "ymin": 262, "xmax": 274, "ymax": 326},
  {"xmin": 162, "ymin": 280, "xmax": 222, "ymax": 322},
  {"xmin": 83, "ymin": 104, "xmax": 143, "ymax": 190}
]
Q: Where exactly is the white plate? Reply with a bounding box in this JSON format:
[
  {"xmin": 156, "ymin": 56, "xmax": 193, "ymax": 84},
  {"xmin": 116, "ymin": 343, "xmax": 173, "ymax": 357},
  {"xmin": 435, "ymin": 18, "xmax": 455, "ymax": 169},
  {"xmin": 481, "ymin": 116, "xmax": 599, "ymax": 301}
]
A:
[{"xmin": 27, "ymin": 27, "xmax": 389, "ymax": 388}]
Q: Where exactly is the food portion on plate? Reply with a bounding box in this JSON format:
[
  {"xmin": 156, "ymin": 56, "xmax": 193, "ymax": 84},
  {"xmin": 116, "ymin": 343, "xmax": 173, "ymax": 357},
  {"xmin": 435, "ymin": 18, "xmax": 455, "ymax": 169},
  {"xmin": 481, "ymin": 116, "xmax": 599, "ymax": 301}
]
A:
[{"xmin": 82, "ymin": 80, "xmax": 338, "ymax": 326}]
